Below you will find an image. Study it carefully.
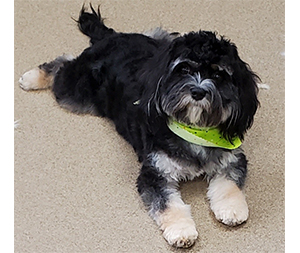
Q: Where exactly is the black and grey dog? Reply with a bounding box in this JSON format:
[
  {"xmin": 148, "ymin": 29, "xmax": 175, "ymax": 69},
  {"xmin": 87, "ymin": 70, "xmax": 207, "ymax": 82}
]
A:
[{"xmin": 19, "ymin": 5, "xmax": 259, "ymax": 248}]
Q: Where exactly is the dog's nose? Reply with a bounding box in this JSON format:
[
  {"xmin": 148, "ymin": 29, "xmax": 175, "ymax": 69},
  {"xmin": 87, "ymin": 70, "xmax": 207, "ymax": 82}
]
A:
[{"xmin": 190, "ymin": 87, "xmax": 207, "ymax": 101}]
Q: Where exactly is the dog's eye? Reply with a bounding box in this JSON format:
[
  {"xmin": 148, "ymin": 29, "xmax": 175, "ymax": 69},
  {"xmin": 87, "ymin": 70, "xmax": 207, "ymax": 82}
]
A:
[
  {"xmin": 174, "ymin": 63, "xmax": 193, "ymax": 75},
  {"xmin": 213, "ymin": 73, "xmax": 220, "ymax": 79},
  {"xmin": 181, "ymin": 65, "xmax": 192, "ymax": 75},
  {"xmin": 212, "ymin": 72, "xmax": 222, "ymax": 80}
]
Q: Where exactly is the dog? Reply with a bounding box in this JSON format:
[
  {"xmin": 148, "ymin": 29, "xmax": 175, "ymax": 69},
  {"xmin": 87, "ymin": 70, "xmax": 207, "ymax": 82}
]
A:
[{"xmin": 19, "ymin": 5, "xmax": 259, "ymax": 248}]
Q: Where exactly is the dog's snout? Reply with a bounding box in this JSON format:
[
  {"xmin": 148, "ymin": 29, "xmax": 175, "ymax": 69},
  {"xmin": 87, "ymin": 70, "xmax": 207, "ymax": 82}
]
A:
[{"xmin": 190, "ymin": 87, "xmax": 207, "ymax": 101}]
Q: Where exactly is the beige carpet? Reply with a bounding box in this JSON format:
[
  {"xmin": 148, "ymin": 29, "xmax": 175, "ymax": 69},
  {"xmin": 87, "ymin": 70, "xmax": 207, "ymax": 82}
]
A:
[{"xmin": 15, "ymin": 0, "xmax": 284, "ymax": 252}]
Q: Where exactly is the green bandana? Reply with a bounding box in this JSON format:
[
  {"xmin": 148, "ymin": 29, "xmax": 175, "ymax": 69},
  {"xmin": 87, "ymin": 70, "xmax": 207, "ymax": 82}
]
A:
[{"xmin": 167, "ymin": 119, "xmax": 242, "ymax": 150}]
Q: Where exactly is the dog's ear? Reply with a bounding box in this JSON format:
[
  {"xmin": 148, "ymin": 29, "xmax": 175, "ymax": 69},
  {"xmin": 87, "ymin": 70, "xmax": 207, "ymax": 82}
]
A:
[{"xmin": 219, "ymin": 47, "xmax": 260, "ymax": 141}]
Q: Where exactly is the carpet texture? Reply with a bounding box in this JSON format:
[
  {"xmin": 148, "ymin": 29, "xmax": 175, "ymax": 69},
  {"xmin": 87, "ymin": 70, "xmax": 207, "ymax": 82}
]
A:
[{"xmin": 15, "ymin": 1, "xmax": 284, "ymax": 252}]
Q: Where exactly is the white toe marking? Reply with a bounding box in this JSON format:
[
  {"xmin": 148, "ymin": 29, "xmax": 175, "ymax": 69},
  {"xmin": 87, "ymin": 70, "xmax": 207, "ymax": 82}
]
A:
[
  {"xmin": 19, "ymin": 67, "xmax": 53, "ymax": 90},
  {"xmin": 155, "ymin": 193, "xmax": 198, "ymax": 248},
  {"xmin": 207, "ymin": 176, "xmax": 249, "ymax": 226},
  {"xmin": 19, "ymin": 68, "xmax": 41, "ymax": 90},
  {"xmin": 162, "ymin": 217, "xmax": 198, "ymax": 248}
]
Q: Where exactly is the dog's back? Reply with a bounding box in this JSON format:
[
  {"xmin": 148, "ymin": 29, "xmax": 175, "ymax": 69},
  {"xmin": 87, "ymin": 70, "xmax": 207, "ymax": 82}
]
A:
[{"xmin": 19, "ymin": 5, "xmax": 169, "ymax": 157}]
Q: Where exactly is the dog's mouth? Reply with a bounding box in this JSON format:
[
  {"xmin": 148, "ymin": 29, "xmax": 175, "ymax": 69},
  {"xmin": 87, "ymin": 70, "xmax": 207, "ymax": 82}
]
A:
[{"xmin": 162, "ymin": 97, "xmax": 216, "ymax": 128}]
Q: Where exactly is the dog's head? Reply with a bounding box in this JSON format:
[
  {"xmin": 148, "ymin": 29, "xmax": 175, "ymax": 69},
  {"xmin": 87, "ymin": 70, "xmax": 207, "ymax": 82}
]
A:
[{"xmin": 152, "ymin": 31, "xmax": 259, "ymax": 141}]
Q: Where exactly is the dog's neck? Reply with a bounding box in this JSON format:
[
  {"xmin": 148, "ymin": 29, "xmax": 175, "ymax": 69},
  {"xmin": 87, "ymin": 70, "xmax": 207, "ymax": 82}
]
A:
[{"xmin": 167, "ymin": 119, "xmax": 242, "ymax": 150}]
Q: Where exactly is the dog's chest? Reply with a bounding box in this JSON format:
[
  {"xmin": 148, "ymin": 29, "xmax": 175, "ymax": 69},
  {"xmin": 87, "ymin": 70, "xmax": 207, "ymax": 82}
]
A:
[
  {"xmin": 149, "ymin": 143, "xmax": 237, "ymax": 182},
  {"xmin": 186, "ymin": 143, "xmax": 238, "ymax": 176},
  {"xmin": 149, "ymin": 150, "xmax": 203, "ymax": 181}
]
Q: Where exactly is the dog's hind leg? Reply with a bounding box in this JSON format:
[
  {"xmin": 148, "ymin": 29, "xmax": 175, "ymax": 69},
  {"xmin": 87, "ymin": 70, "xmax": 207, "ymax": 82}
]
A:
[
  {"xmin": 19, "ymin": 54, "xmax": 74, "ymax": 91},
  {"xmin": 20, "ymin": 51, "xmax": 103, "ymax": 116}
]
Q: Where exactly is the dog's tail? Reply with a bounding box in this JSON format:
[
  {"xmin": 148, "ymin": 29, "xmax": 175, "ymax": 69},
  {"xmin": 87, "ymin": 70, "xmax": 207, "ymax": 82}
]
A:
[{"xmin": 77, "ymin": 4, "xmax": 115, "ymax": 44}]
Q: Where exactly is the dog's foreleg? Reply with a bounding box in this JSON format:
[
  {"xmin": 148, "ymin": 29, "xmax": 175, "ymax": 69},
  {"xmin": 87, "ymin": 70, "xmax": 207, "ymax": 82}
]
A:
[
  {"xmin": 206, "ymin": 151, "xmax": 249, "ymax": 226},
  {"xmin": 19, "ymin": 54, "xmax": 74, "ymax": 91},
  {"xmin": 137, "ymin": 162, "xmax": 198, "ymax": 248},
  {"xmin": 156, "ymin": 191, "xmax": 198, "ymax": 248},
  {"xmin": 207, "ymin": 175, "xmax": 249, "ymax": 226}
]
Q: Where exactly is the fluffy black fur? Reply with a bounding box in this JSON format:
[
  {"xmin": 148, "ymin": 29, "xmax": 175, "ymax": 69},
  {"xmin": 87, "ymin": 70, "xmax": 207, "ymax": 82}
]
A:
[
  {"xmin": 23, "ymin": 5, "xmax": 259, "ymax": 247},
  {"xmin": 52, "ymin": 5, "xmax": 258, "ymax": 207}
]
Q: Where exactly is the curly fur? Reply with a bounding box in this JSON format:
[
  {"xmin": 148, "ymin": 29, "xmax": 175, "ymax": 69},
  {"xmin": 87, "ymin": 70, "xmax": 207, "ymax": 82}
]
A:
[{"xmin": 19, "ymin": 5, "xmax": 259, "ymax": 248}]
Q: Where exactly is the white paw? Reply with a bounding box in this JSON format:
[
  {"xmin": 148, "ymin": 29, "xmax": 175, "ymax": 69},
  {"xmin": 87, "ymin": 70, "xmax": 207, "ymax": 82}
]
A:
[
  {"xmin": 208, "ymin": 176, "xmax": 249, "ymax": 226},
  {"xmin": 162, "ymin": 218, "xmax": 198, "ymax": 248},
  {"xmin": 19, "ymin": 68, "xmax": 41, "ymax": 91},
  {"xmin": 210, "ymin": 195, "xmax": 249, "ymax": 226}
]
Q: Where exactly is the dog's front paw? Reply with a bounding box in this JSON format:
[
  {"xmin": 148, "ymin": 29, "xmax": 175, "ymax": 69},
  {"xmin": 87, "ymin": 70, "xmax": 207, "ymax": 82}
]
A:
[
  {"xmin": 210, "ymin": 194, "xmax": 249, "ymax": 226},
  {"xmin": 162, "ymin": 218, "xmax": 198, "ymax": 248},
  {"xmin": 208, "ymin": 176, "xmax": 249, "ymax": 226}
]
